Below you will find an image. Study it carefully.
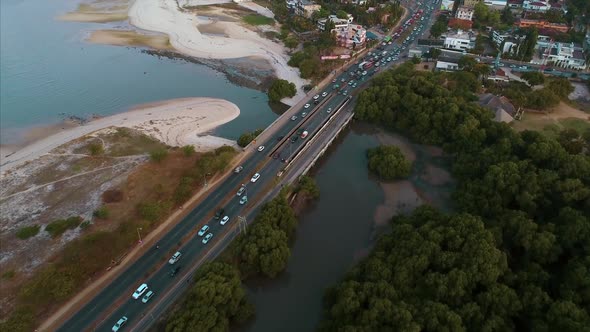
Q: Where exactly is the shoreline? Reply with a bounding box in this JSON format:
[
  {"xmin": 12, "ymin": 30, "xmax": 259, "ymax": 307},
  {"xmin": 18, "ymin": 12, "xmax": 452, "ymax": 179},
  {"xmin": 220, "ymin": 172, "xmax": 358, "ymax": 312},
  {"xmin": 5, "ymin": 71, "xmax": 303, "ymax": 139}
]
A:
[{"xmin": 0, "ymin": 97, "xmax": 240, "ymax": 175}]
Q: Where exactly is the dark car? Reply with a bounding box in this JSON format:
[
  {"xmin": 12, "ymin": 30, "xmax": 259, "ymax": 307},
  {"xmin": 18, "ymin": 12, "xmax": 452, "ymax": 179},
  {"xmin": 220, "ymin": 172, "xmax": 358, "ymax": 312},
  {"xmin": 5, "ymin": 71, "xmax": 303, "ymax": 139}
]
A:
[
  {"xmin": 214, "ymin": 208, "xmax": 224, "ymax": 220},
  {"xmin": 273, "ymin": 153, "xmax": 280, "ymax": 160},
  {"xmin": 170, "ymin": 266, "xmax": 181, "ymax": 277},
  {"xmin": 291, "ymin": 136, "xmax": 298, "ymax": 143},
  {"xmin": 277, "ymin": 135, "xmax": 285, "ymax": 141}
]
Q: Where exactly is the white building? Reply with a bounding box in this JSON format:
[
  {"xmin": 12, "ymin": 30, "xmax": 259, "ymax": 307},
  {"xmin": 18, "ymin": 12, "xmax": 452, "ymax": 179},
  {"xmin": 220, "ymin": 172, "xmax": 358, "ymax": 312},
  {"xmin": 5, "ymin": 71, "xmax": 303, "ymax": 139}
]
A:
[
  {"xmin": 484, "ymin": 0, "xmax": 507, "ymax": 7},
  {"xmin": 436, "ymin": 60, "xmax": 460, "ymax": 71},
  {"xmin": 543, "ymin": 42, "xmax": 588, "ymax": 70},
  {"xmin": 455, "ymin": 6, "xmax": 474, "ymax": 21},
  {"xmin": 317, "ymin": 14, "xmax": 353, "ymax": 31},
  {"xmin": 492, "ymin": 30, "xmax": 525, "ymax": 55},
  {"xmin": 443, "ymin": 30, "xmax": 476, "ymax": 52},
  {"xmin": 522, "ymin": 0, "xmax": 551, "ymax": 12}
]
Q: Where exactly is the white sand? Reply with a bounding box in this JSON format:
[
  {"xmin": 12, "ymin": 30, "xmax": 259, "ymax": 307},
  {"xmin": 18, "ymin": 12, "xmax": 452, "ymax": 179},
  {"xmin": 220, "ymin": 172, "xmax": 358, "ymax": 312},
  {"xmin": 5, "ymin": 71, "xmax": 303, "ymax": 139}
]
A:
[
  {"xmin": 0, "ymin": 97, "xmax": 239, "ymax": 175},
  {"xmin": 128, "ymin": 0, "xmax": 308, "ymax": 105}
]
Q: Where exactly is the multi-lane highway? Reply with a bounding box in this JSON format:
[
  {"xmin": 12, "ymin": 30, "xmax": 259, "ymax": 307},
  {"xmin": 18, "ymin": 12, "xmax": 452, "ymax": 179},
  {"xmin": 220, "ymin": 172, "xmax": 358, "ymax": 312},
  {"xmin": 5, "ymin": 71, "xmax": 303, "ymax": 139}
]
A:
[{"xmin": 55, "ymin": 1, "xmax": 440, "ymax": 331}]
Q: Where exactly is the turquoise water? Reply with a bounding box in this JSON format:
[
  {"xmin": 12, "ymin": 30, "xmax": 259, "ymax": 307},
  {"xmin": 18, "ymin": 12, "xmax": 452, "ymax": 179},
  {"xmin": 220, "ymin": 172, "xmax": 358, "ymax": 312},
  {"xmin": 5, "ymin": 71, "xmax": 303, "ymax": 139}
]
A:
[{"xmin": 0, "ymin": 0, "xmax": 275, "ymax": 144}]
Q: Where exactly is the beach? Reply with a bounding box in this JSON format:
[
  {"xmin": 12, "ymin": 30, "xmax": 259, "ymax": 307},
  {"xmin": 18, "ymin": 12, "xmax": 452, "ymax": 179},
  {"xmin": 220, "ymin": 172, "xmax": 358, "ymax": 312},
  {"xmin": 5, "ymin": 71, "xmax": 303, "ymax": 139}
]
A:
[
  {"xmin": 0, "ymin": 97, "xmax": 240, "ymax": 175},
  {"xmin": 127, "ymin": 0, "xmax": 308, "ymax": 104}
]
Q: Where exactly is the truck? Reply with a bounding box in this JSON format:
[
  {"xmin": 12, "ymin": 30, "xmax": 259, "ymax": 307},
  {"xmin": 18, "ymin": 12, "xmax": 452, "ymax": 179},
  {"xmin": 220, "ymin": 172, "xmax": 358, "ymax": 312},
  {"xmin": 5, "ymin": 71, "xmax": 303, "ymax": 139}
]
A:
[{"xmin": 300, "ymin": 130, "xmax": 309, "ymax": 139}]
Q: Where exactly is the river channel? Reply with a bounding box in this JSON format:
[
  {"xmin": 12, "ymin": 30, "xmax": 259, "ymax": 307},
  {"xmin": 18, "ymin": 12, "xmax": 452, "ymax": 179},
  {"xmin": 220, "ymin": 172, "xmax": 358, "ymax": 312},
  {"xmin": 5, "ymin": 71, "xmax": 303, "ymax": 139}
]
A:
[{"xmin": 240, "ymin": 123, "xmax": 455, "ymax": 332}]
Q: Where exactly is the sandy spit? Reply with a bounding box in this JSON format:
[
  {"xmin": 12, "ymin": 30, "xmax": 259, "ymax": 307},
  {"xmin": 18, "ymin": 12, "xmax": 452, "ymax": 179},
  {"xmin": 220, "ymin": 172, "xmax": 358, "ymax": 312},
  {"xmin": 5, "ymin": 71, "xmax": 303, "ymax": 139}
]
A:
[
  {"xmin": 0, "ymin": 97, "xmax": 240, "ymax": 175},
  {"xmin": 128, "ymin": 0, "xmax": 308, "ymax": 105}
]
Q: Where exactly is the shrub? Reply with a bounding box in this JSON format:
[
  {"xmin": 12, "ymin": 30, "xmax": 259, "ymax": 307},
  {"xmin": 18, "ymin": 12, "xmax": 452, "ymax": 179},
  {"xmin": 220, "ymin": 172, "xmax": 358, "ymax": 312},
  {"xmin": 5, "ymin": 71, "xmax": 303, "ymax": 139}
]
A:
[
  {"xmin": 87, "ymin": 142, "xmax": 104, "ymax": 156},
  {"xmin": 93, "ymin": 206, "xmax": 109, "ymax": 219},
  {"xmin": 45, "ymin": 217, "xmax": 82, "ymax": 238},
  {"xmin": 237, "ymin": 129, "xmax": 263, "ymax": 147},
  {"xmin": 16, "ymin": 225, "xmax": 40, "ymax": 240},
  {"xmin": 2, "ymin": 270, "xmax": 16, "ymax": 279},
  {"xmin": 267, "ymin": 79, "xmax": 297, "ymax": 102},
  {"xmin": 149, "ymin": 148, "xmax": 168, "ymax": 162},
  {"xmin": 182, "ymin": 145, "xmax": 195, "ymax": 157},
  {"xmin": 0, "ymin": 306, "xmax": 35, "ymax": 332}
]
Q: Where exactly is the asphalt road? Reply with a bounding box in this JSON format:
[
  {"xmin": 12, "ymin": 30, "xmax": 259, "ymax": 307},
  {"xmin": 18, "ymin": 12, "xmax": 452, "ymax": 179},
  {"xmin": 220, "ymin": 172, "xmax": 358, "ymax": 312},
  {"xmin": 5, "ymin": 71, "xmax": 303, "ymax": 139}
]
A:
[{"xmin": 57, "ymin": 2, "xmax": 439, "ymax": 331}]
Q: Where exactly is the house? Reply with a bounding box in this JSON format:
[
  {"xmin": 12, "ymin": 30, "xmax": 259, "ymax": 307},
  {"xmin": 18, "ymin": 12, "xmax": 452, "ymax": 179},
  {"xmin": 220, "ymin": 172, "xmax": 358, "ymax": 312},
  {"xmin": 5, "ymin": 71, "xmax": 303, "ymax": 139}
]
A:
[
  {"xmin": 455, "ymin": 6, "xmax": 474, "ymax": 21},
  {"xmin": 443, "ymin": 30, "xmax": 476, "ymax": 52},
  {"xmin": 409, "ymin": 49, "xmax": 423, "ymax": 58},
  {"xmin": 484, "ymin": 0, "xmax": 508, "ymax": 7},
  {"xmin": 317, "ymin": 15, "xmax": 353, "ymax": 31},
  {"xmin": 507, "ymin": 0, "xmax": 523, "ymax": 8},
  {"xmin": 479, "ymin": 93, "xmax": 516, "ymax": 123},
  {"xmin": 435, "ymin": 60, "xmax": 460, "ymax": 71},
  {"xmin": 522, "ymin": 0, "xmax": 551, "ymax": 12},
  {"xmin": 517, "ymin": 19, "xmax": 568, "ymax": 33},
  {"xmin": 487, "ymin": 68, "xmax": 510, "ymax": 83},
  {"xmin": 334, "ymin": 24, "xmax": 367, "ymax": 48},
  {"xmin": 295, "ymin": 0, "xmax": 321, "ymax": 18}
]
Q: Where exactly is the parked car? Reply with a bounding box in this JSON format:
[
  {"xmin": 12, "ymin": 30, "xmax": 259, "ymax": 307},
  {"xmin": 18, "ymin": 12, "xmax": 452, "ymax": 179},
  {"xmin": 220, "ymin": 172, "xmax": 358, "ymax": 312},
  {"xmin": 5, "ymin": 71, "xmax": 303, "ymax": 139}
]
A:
[
  {"xmin": 240, "ymin": 195, "xmax": 248, "ymax": 205},
  {"xmin": 202, "ymin": 233, "xmax": 213, "ymax": 244},
  {"xmin": 234, "ymin": 165, "xmax": 243, "ymax": 173},
  {"xmin": 291, "ymin": 115, "xmax": 297, "ymax": 121},
  {"xmin": 321, "ymin": 91, "xmax": 328, "ymax": 97},
  {"xmin": 168, "ymin": 251, "xmax": 182, "ymax": 265},
  {"xmin": 132, "ymin": 284, "xmax": 148, "ymax": 300},
  {"xmin": 257, "ymin": 145, "xmax": 265, "ymax": 152},
  {"xmin": 313, "ymin": 94, "xmax": 320, "ymax": 100},
  {"xmin": 250, "ymin": 173, "xmax": 261, "ymax": 183},
  {"xmin": 198, "ymin": 225, "xmax": 210, "ymax": 236},
  {"xmin": 141, "ymin": 291, "xmax": 154, "ymax": 304},
  {"xmin": 304, "ymin": 103, "xmax": 311, "ymax": 108},
  {"xmin": 301, "ymin": 112, "xmax": 307, "ymax": 118},
  {"xmin": 112, "ymin": 317, "xmax": 128, "ymax": 332},
  {"xmin": 220, "ymin": 215, "xmax": 230, "ymax": 225}
]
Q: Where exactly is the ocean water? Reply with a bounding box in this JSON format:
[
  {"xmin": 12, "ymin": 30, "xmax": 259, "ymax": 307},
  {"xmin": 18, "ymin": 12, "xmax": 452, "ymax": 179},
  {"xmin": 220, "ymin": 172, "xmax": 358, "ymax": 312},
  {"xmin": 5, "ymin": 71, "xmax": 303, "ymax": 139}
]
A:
[{"xmin": 0, "ymin": 0, "xmax": 275, "ymax": 144}]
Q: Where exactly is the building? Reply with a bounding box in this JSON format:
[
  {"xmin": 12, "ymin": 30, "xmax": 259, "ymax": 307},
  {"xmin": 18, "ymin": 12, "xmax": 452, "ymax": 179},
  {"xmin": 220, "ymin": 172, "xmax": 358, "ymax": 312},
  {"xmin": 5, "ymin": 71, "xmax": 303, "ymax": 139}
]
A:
[
  {"xmin": 584, "ymin": 32, "xmax": 590, "ymax": 52},
  {"xmin": 483, "ymin": 0, "xmax": 508, "ymax": 7},
  {"xmin": 507, "ymin": 0, "xmax": 523, "ymax": 8},
  {"xmin": 317, "ymin": 14, "xmax": 353, "ymax": 31},
  {"xmin": 542, "ymin": 42, "xmax": 588, "ymax": 70},
  {"xmin": 522, "ymin": 0, "xmax": 551, "ymax": 12},
  {"xmin": 462, "ymin": 0, "xmax": 481, "ymax": 7},
  {"xmin": 295, "ymin": 0, "xmax": 321, "ymax": 18},
  {"xmin": 455, "ymin": 6, "xmax": 474, "ymax": 21},
  {"xmin": 341, "ymin": 0, "xmax": 367, "ymax": 5},
  {"xmin": 449, "ymin": 18, "xmax": 474, "ymax": 30},
  {"xmin": 409, "ymin": 49, "xmax": 423, "ymax": 58},
  {"xmin": 436, "ymin": 60, "xmax": 460, "ymax": 71},
  {"xmin": 517, "ymin": 19, "xmax": 568, "ymax": 33},
  {"xmin": 443, "ymin": 30, "xmax": 476, "ymax": 51},
  {"xmin": 334, "ymin": 24, "xmax": 367, "ymax": 48},
  {"xmin": 492, "ymin": 30, "xmax": 524, "ymax": 55},
  {"xmin": 479, "ymin": 93, "xmax": 516, "ymax": 123},
  {"xmin": 441, "ymin": 0, "xmax": 455, "ymax": 11}
]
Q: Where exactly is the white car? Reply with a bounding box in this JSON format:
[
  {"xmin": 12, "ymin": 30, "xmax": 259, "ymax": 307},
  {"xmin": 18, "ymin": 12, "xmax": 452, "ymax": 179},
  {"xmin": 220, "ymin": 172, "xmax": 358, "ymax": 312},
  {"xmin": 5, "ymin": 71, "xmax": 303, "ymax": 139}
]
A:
[
  {"xmin": 220, "ymin": 216, "xmax": 230, "ymax": 225},
  {"xmin": 142, "ymin": 290, "xmax": 154, "ymax": 304},
  {"xmin": 257, "ymin": 145, "xmax": 265, "ymax": 152},
  {"xmin": 240, "ymin": 195, "xmax": 248, "ymax": 205},
  {"xmin": 301, "ymin": 112, "xmax": 307, "ymax": 118},
  {"xmin": 291, "ymin": 115, "xmax": 298, "ymax": 121},
  {"xmin": 321, "ymin": 91, "xmax": 328, "ymax": 97},
  {"xmin": 237, "ymin": 186, "xmax": 245, "ymax": 196},
  {"xmin": 198, "ymin": 225, "xmax": 209, "ymax": 236},
  {"xmin": 313, "ymin": 94, "xmax": 320, "ymax": 100},
  {"xmin": 304, "ymin": 103, "xmax": 311, "ymax": 109},
  {"xmin": 132, "ymin": 283, "xmax": 148, "ymax": 300},
  {"xmin": 202, "ymin": 233, "xmax": 213, "ymax": 244},
  {"xmin": 250, "ymin": 173, "xmax": 261, "ymax": 183},
  {"xmin": 112, "ymin": 316, "xmax": 128, "ymax": 332},
  {"xmin": 168, "ymin": 251, "xmax": 182, "ymax": 265}
]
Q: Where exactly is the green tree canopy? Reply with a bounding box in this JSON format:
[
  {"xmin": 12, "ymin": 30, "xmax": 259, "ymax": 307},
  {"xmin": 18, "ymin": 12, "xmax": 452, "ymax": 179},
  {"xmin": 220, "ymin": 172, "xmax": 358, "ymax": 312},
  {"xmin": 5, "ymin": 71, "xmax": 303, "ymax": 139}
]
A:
[
  {"xmin": 267, "ymin": 79, "xmax": 297, "ymax": 103},
  {"xmin": 367, "ymin": 145, "xmax": 412, "ymax": 180}
]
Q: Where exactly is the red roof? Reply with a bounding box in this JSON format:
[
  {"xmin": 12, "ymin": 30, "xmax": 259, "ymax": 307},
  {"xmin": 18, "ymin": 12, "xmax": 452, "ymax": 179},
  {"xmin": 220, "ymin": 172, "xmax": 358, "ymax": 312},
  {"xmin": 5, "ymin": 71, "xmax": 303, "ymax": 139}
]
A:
[
  {"xmin": 448, "ymin": 18, "xmax": 473, "ymax": 29},
  {"xmin": 530, "ymin": 1, "xmax": 547, "ymax": 6}
]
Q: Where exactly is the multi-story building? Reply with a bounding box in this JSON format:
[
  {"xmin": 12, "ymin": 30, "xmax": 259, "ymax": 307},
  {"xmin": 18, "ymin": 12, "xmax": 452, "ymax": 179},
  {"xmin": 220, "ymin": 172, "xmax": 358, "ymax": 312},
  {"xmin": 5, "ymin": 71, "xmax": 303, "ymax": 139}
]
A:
[
  {"xmin": 507, "ymin": 0, "xmax": 523, "ymax": 8},
  {"xmin": 492, "ymin": 30, "xmax": 525, "ymax": 55},
  {"xmin": 522, "ymin": 0, "xmax": 551, "ymax": 12},
  {"xmin": 443, "ymin": 30, "xmax": 476, "ymax": 51},
  {"xmin": 543, "ymin": 42, "xmax": 588, "ymax": 70},
  {"xmin": 295, "ymin": 0, "xmax": 321, "ymax": 18},
  {"xmin": 455, "ymin": 6, "xmax": 474, "ymax": 21},
  {"xmin": 317, "ymin": 14, "xmax": 353, "ymax": 31},
  {"xmin": 517, "ymin": 19, "xmax": 568, "ymax": 33}
]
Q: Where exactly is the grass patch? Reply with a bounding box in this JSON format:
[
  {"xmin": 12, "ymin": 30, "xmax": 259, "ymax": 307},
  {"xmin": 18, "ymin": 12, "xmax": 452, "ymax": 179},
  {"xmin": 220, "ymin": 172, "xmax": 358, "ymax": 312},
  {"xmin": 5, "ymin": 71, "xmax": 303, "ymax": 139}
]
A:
[
  {"xmin": 16, "ymin": 225, "xmax": 40, "ymax": 240},
  {"xmin": 45, "ymin": 216, "xmax": 82, "ymax": 238},
  {"xmin": 243, "ymin": 14, "xmax": 274, "ymax": 26},
  {"xmin": 2, "ymin": 270, "xmax": 16, "ymax": 279},
  {"xmin": 559, "ymin": 117, "xmax": 590, "ymax": 133},
  {"xmin": 105, "ymin": 129, "xmax": 167, "ymax": 157}
]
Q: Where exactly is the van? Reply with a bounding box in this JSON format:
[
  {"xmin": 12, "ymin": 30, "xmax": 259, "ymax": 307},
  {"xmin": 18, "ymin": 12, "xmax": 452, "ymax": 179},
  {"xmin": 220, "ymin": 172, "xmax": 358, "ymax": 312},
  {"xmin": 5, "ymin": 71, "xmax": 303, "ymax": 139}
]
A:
[{"xmin": 132, "ymin": 284, "xmax": 148, "ymax": 300}]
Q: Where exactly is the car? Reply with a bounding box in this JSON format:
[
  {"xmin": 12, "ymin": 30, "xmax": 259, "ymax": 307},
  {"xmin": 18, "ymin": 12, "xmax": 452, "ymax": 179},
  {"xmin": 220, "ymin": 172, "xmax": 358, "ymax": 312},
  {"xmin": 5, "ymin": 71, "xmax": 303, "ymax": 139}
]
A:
[
  {"xmin": 343, "ymin": 90, "xmax": 348, "ymax": 96},
  {"xmin": 332, "ymin": 78, "xmax": 337, "ymax": 83},
  {"xmin": 257, "ymin": 145, "xmax": 265, "ymax": 152},
  {"xmin": 321, "ymin": 91, "xmax": 328, "ymax": 97},
  {"xmin": 313, "ymin": 94, "xmax": 320, "ymax": 100},
  {"xmin": 273, "ymin": 153, "xmax": 280, "ymax": 159},
  {"xmin": 348, "ymin": 80, "xmax": 354, "ymax": 85},
  {"xmin": 198, "ymin": 225, "xmax": 209, "ymax": 236},
  {"xmin": 237, "ymin": 186, "xmax": 245, "ymax": 196},
  {"xmin": 290, "ymin": 115, "xmax": 298, "ymax": 121},
  {"xmin": 304, "ymin": 103, "xmax": 311, "ymax": 109},
  {"xmin": 202, "ymin": 233, "xmax": 213, "ymax": 244},
  {"xmin": 291, "ymin": 136, "xmax": 299, "ymax": 143},
  {"xmin": 170, "ymin": 266, "xmax": 181, "ymax": 277},
  {"xmin": 388, "ymin": 41, "xmax": 392, "ymax": 45},
  {"xmin": 341, "ymin": 78, "xmax": 346, "ymax": 82},
  {"xmin": 510, "ymin": 64, "xmax": 517, "ymax": 68},
  {"xmin": 112, "ymin": 316, "xmax": 128, "ymax": 332},
  {"xmin": 240, "ymin": 195, "xmax": 248, "ymax": 205},
  {"xmin": 362, "ymin": 70, "xmax": 367, "ymax": 76},
  {"xmin": 168, "ymin": 251, "xmax": 182, "ymax": 265},
  {"xmin": 250, "ymin": 173, "xmax": 261, "ymax": 183},
  {"xmin": 132, "ymin": 283, "xmax": 148, "ymax": 300},
  {"xmin": 352, "ymin": 83, "xmax": 357, "ymax": 88},
  {"xmin": 301, "ymin": 112, "xmax": 307, "ymax": 118},
  {"xmin": 142, "ymin": 290, "xmax": 154, "ymax": 304},
  {"xmin": 327, "ymin": 107, "xmax": 332, "ymax": 113},
  {"xmin": 220, "ymin": 215, "xmax": 230, "ymax": 225},
  {"xmin": 214, "ymin": 208, "xmax": 224, "ymax": 220},
  {"xmin": 234, "ymin": 165, "xmax": 243, "ymax": 173}
]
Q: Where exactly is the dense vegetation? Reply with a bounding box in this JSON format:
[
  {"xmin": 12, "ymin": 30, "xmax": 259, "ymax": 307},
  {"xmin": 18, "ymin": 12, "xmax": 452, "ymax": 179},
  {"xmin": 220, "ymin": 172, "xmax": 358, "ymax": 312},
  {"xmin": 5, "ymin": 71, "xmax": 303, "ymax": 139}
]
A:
[
  {"xmin": 166, "ymin": 262, "xmax": 254, "ymax": 332},
  {"xmin": 15, "ymin": 225, "xmax": 40, "ymax": 240},
  {"xmin": 322, "ymin": 64, "xmax": 590, "ymax": 330},
  {"xmin": 45, "ymin": 216, "xmax": 83, "ymax": 238},
  {"xmin": 367, "ymin": 145, "xmax": 411, "ymax": 180},
  {"xmin": 242, "ymin": 14, "xmax": 274, "ymax": 26},
  {"xmin": 1, "ymin": 146, "xmax": 237, "ymax": 332},
  {"xmin": 237, "ymin": 128, "xmax": 264, "ymax": 147},
  {"xmin": 520, "ymin": 71, "xmax": 545, "ymax": 86},
  {"xmin": 267, "ymin": 79, "xmax": 297, "ymax": 102},
  {"xmin": 485, "ymin": 77, "xmax": 574, "ymax": 110}
]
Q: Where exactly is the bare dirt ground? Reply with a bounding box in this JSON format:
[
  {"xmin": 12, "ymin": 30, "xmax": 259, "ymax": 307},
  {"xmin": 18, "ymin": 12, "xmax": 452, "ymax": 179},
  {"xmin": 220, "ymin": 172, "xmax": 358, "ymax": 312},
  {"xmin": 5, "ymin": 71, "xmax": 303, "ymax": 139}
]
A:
[
  {"xmin": 0, "ymin": 128, "xmax": 164, "ymax": 315},
  {"xmin": 512, "ymin": 101, "xmax": 590, "ymax": 134}
]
